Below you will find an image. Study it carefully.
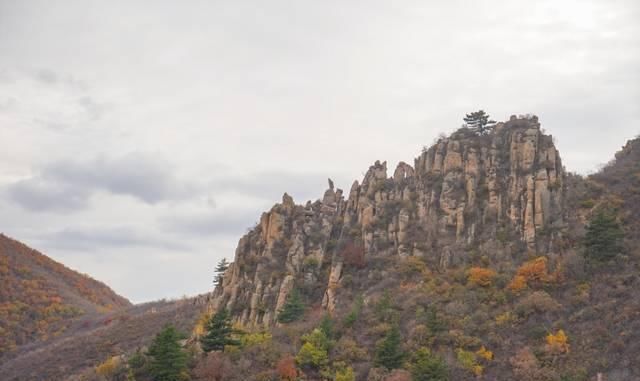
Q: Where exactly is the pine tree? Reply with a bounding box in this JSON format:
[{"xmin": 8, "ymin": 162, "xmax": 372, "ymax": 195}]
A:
[
  {"xmin": 148, "ymin": 325, "xmax": 188, "ymax": 381},
  {"xmin": 463, "ymin": 110, "xmax": 496, "ymax": 135},
  {"xmin": 213, "ymin": 258, "xmax": 229, "ymax": 287},
  {"xmin": 374, "ymin": 323, "xmax": 405, "ymax": 370},
  {"xmin": 585, "ymin": 209, "xmax": 624, "ymax": 262},
  {"xmin": 200, "ymin": 308, "xmax": 240, "ymax": 352},
  {"xmin": 277, "ymin": 289, "xmax": 305, "ymax": 323},
  {"xmin": 319, "ymin": 314, "xmax": 334, "ymax": 339}
]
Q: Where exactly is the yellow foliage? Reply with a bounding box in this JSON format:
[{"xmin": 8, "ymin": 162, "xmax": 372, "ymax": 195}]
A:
[
  {"xmin": 96, "ymin": 356, "xmax": 121, "ymax": 377},
  {"xmin": 467, "ymin": 267, "xmax": 497, "ymax": 287},
  {"xmin": 193, "ymin": 312, "xmax": 211, "ymax": 337},
  {"xmin": 473, "ymin": 364, "xmax": 484, "ymax": 376},
  {"xmin": 476, "ymin": 346, "xmax": 494, "ymax": 361},
  {"xmin": 546, "ymin": 329, "xmax": 569, "ymax": 353},
  {"xmin": 495, "ymin": 311, "xmax": 514, "ymax": 326}
]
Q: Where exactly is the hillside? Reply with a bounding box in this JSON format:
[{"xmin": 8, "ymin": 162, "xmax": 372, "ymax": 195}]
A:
[
  {"xmin": 0, "ymin": 234, "xmax": 131, "ymax": 358},
  {"xmin": 2, "ymin": 118, "xmax": 639, "ymax": 381}
]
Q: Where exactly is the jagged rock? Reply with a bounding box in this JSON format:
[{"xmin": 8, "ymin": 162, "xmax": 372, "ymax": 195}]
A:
[{"xmin": 210, "ymin": 116, "xmax": 566, "ymax": 328}]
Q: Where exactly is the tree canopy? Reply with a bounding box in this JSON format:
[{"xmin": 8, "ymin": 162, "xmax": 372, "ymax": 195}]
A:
[
  {"xmin": 277, "ymin": 288, "xmax": 305, "ymax": 323},
  {"xmin": 584, "ymin": 209, "xmax": 624, "ymax": 262},
  {"xmin": 200, "ymin": 308, "xmax": 240, "ymax": 352},
  {"xmin": 374, "ymin": 323, "xmax": 405, "ymax": 370},
  {"xmin": 213, "ymin": 258, "xmax": 229, "ymax": 287},
  {"xmin": 463, "ymin": 110, "xmax": 496, "ymax": 135},
  {"xmin": 148, "ymin": 325, "xmax": 188, "ymax": 381}
]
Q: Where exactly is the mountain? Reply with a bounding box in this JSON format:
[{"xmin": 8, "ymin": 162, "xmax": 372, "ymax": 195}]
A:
[
  {"xmin": 212, "ymin": 115, "xmax": 566, "ymax": 327},
  {"xmin": 3, "ymin": 116, "xmax": 639, "ymax": 381},
  {"xmin": 0, "ymin": 234, "xmax": 131, "ymax": 357}
]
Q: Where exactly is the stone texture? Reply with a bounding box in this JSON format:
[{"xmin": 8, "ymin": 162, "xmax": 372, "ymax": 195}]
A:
[{"xmin": 210, "ymin": 116, "xmax": 566, "ymax": 328}]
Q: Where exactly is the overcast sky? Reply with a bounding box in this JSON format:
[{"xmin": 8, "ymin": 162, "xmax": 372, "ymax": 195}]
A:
[{"xmin": 0, "ymin": 0, "xmax": 638, "ymax": 302}]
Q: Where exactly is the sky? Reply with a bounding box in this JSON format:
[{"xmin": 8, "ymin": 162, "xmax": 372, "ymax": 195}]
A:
[{"xmin": 0, "ymin": 0, "xmax": 638, "ymax": 303}]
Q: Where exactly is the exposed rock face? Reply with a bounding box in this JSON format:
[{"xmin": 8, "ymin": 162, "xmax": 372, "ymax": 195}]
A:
[{"xmin": 211, "ymin": 116, "xmax": 566, "ymax": 327}]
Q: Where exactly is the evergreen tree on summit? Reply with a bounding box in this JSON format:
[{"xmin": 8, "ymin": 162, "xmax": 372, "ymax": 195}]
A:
[{"xmin": 463, "ymin": 110, "xmax": 496, "ymax": 135}]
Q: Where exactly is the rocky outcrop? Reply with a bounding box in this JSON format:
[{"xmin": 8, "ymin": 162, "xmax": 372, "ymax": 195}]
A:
[{"xmin": 211, "ymin": 116, "xmax": 566, "ymax": 328}]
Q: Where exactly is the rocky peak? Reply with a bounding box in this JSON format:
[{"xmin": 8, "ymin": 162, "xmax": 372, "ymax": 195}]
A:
[{"xmin": 212, "ymin": 116, "xmax": 566, "ymax": 327}]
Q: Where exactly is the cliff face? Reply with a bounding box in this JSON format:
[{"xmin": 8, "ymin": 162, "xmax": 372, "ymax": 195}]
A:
[{"xmin": 212, "ymin": 116, "xmax": 566, "ymax": 328}]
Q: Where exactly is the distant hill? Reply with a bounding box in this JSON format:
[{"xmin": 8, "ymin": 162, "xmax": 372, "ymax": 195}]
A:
[{"xmin": 0, "ymin": 234, "xmax": 131, "ymax": 357}]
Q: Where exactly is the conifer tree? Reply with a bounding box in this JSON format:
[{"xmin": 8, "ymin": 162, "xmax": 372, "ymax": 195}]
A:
[
  {"xmin": 277, "ymin": 289, "xmax": 305, "ymax": 323},
  {"xmin": 213, "ymin": 258, "xmax": 229, "ymax": 287},
  {"xmin": 585, "ymin": 209, "xmax": 624, "ymax": 262},
  {"xmin": 374, "ymin": 323, "xmax": 405, "ymax": 370},
  {"xmin": 200, "ymin": 308, "xmax": 240, "ymax": 352},
  {"xmin": 463, "ymin": 110, "xmax": 496, "ymax": 135},
  {"xmin": 148, "ymin": 325, "xmax": 188, "ymax": 381}
]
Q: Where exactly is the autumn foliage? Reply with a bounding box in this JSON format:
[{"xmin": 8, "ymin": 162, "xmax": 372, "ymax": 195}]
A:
[
  {"xmin": 508, "ymin": 257, "xmax": 551, "ymax": 292},
  {"xmin": 0, "ymin": 234, "xmax": 130, "ymax": 356},
  {"xmin": 340, "ymin": 242, "xmax": 366, "ymax": 269},
  {"xmin": 467, "ymin": 267, "xmax": 497, "ymax": 287},
  {"xmin": 276, "ymin": 355, "xmax": 298, "ymax": 381},
  {"xmin": 545, "ymin": 330, "xmax": 569, "ymax": 354}
]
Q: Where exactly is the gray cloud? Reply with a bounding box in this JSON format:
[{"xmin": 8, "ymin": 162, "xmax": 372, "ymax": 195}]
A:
[
  {"xmin": 5, "ymin": 153, "xmax": 199, "ymax": 212},
  {"xmin": 6, "ymin": 178, "xmax": 90, "ymax": 212},
  {"xmin": 40, "ymin": 226, "xmax": 191, "ymax": 252},
  {"xmin": 159, "ymin": 210, "xmax": 259, "ymax": 237},
  {"xmin": 214, "ymin": 171, "xmax": 331, "ymax": 204},
  {"xmin": 0, "ymin": 0, "xmax": 638, "ymax": 301}
]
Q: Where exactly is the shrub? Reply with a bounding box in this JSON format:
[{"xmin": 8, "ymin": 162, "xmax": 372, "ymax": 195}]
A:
[
  {"xmin": 374, "ymin": 323, "xmax": 405, "ymax": 370},
  {"xmin": 546, "ymin": 330, "xmax": 569, "ymax": 354},
  {"xmin": 467, "ymin": 267, "xmax": 497, "ymax": 287},
  {"xmin": 334, "ymin": 336, "xmax": 367, "ymax": 362},
  {"xmin": 334, "ymin": 363, "xmax": 356, "ymax": 381},
  {"xmin": 193, "ymin": 352, "xmax": 233, "ymax": 381},
  {"xmin": 517, "ymin": 257, "xmax": 550, "ymax": 283},
  {"xmin": 515, "ymin": 291, "xmax": 561, "ymax": 316},
  {"xmin": 96, "ymin": 356, "xmax": 122, "ymax": 378},
  {"xmin": 507, "ymin": 275, "xmax": 527, "ymax": 293},
  {"xmin": 278, "ymin": 289, "xmax": 305, "ymax": 323},
  {"xmin": 343, "ymin": 296, "xmax": 363, "ymax": 328},
  {"xmin": 276, "ymin": 355, "xmax": 298, "ymax": 381},
  {"xmin": 476, "ymin": 346, "xmax": 493, "ymax": 361},
  {"xmin": 409, "ymin": 348, "xmax": 449, "ymax": 381},
  {"xmin": 456, "ymin": 348, "xmax": 482, "ymax": 376},
  {"xmin": 584, "ymin": 209, "xmax": 624, "ymax": 263},
  {"xmin": 296, "ymin": 329, "xmax": 330, "ymax": 369},
  {"xmin": 340, "ymin": 242, "xmax": 366, "ymax": 269}
]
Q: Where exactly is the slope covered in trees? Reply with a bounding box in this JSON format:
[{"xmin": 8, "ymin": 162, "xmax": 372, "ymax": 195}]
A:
[
  {"xmin": 0, "ymin": 234, "xmax": 131, "ymax": 357},
  {"xmin": 2, "ymin": 122, "xmax": 640, "ymax": 381}
]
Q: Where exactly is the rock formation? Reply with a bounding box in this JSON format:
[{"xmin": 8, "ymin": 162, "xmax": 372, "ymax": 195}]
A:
[{"xmin": 211, "ymin": 116, "xmax": 566, "ymax": 328}]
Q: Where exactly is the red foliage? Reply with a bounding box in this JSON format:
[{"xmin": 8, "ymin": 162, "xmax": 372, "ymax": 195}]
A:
[
  {"xmin": 276, "ymin": 355, "xmax": 298, "ymax": 381},
  {"xmin": 340, "ymin": 242, "xmax": 366, "ymax": 269}
]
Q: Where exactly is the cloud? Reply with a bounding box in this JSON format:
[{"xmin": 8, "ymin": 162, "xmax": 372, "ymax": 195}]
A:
[
  {"xmin": 159, "ymin": 209, "xmax": 259, "ymax": 237},
  {"xmin": 213, "ymin": 171, "xmax": 334, "ymax": 204},
  {"xmin": 5, "ymin": 153, "xmax": 199, "ymax": 212},
  {"xmin": 39, "ymin": 226, "xmax": 191, "ymax": 252},
  {"xmin": 6, "ymin": 177, "xmax": 91, "ymax": 212}
]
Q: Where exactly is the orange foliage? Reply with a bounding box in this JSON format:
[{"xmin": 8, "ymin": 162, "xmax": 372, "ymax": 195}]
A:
[
  {"xmin": 0, "ymin": 234, "xmax": 129, "ymax": 355},
  {"xmin": 467, "ymin": 267, "xmax": 497, "ymax": 287},
  {"xmin": 276, "ymin": 355, "xmax": 298, "ymax": 381},
  {"xmin": 546, "ymin": 330, "xmax": 569, "ymax": 354},
  {"xmin": 508, "ymin": 257, "xmax": 551, "ymax": 293},
  {"xmin": 516, "ymin": 257, "xmax": 549, "ymax": 283},
  {"xmin": 476, "ymin": 346, "xmax": 494, "ymax": 361},
  {"xmin": 507, "ymin": 275, "xmax": 527, "ymax": 292}
]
